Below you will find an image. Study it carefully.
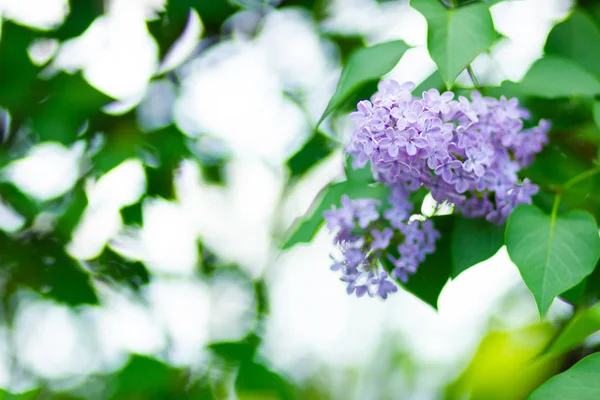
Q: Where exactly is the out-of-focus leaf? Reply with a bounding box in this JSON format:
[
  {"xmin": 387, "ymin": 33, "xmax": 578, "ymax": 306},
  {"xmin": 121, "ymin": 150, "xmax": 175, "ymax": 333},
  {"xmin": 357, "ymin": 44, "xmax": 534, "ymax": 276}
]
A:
[
  {"xmin": 447, "ymin": 322, "xmax": 560, "ymax": 400},
  {"xmin": 235, "ymin": 361, "xmax": 296, "ymax": 400},
  {"xmin": 545, "ymin": 9, "xmax": 600, "ymax": 77},
  {"xmin": 0, "ymin": 182, "xmax": 38, "ymax": 221},
  {"xmin": 411, "ymin": 0, "xmax": 495, "ymax": 88},
  {"xmin": 519, "ymin": 56, "xmax": 600, "ymax": 98},
  {"xmin": 88, "ymin": 248, "xmax": 149, "ymax": 291},
  {"xmin": 53, "ymin": 183, "xmax": 89, "ymax": 240},
  {"xmin": 544, "ymin": 302, "xmax": 600, "ymax": 359},
  {"xmin": 0, "ymin": 23, "xmax": 40, "ymax": 111},
  {"xmin": 2, "ymin": 235, "xmax": 98, "ymax": 306},
  {"xmin": 144, "ymin": 126, "xmax": 192, "ymax": 199},
  {"xmin": 317, "ymin": 40, "xmax": 409, "ymax": 127},
  {"xmin": 451, "ymin": 217, "xmax": 504, "ymax": 278},
  {"xmin": 0, "ymin": 388, "xmax": 43, "ymax": 400},
  {"xmin": 282, "ymin": 181, "xmax": 390, "ymax": 249},
  {"xmin": 167, "ymin": 0, "xmax": 235, "ymax": 35},
  {"xmin": 110, "ymin": 355, "xmax": 177, "ymax": 399},
  {"xmin": 31, "ymin": 73, "xmax": 112, "ymax": 144},
  {"xmin": 54, "ymin": 0, "xmax": 102, "ymax": 40},
  {"xmin": 209, "ymin": 334, "xmax": 260, "ymax": 364},
  {"xmin": 287, "ymin": 132, "xmax": 338, "ymax": 180},
  {"xmin": 120, "ymin": 200, "xmax": 144, "ymax": 226},
  {"xmin": 506, "ymin": 205, "xmax": 600, "ymax": 317},
  {"xmin": 528, "ymin": 353, "xmax": 600, "ymax": 399}
]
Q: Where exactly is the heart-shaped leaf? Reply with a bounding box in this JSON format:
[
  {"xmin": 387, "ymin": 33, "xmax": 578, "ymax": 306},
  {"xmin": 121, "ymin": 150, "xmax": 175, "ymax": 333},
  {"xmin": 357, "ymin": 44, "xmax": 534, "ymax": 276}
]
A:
[
  {"xmin": 411, "ymin": 0, "xmax": 495, "ymax": 88},
  {"xmin": 528, "ymin": 353, "xmax": 600, "ymax": 399},
  {"xmin": 506, "ymin": 205, "xmax": 600, "ymax": 317}
]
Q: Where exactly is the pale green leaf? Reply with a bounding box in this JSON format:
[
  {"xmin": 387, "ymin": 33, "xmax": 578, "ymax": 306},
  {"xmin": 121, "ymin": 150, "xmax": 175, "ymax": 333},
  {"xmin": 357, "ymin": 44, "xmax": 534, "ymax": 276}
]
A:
[
  {"xmin": 519, "ymin": 56, "xmax": 600, "ymax": 98},
  {"xmin": 411, "ymin": 0, "xmax": 495, "ymax": 88}
]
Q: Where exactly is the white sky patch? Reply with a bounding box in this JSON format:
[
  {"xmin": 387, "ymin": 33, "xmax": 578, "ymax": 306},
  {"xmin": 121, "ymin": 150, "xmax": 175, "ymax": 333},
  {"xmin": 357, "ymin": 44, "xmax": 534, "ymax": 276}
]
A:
[
  {"xmin": 136, "ymin": 80, "xmax": 178, "ymax": 132},
  {"xmin": 2, "ymin": 141, "xmax": 84, "ymax": 202}
]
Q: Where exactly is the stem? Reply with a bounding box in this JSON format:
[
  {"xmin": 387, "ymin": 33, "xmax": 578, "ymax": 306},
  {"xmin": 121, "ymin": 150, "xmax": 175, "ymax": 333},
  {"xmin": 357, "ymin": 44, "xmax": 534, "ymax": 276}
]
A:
[
  {"xmin": 551, "ymin": 191, "xmax": 562, "ymax": 220},
  {"xmin": 467, "ymin": 65, "xmax": 481, "ymax": 89},
  {"xmin": 563, "ymin": 168, "xmax": 600, "ymax": 191}
]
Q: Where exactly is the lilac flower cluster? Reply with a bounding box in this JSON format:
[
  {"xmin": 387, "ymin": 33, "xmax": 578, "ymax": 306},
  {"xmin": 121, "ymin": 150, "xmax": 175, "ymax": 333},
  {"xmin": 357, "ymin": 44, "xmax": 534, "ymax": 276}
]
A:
[
  {"xmin": 323, "ymin": 79, "xmax": 549, "ymax": 299},
  {"xmin": 347, "ymin": 80, "xmax": 550, "ymax": 224},
  {"xmin": 324, "ymin": 187, "xmax": 439, "ymax": 299}
]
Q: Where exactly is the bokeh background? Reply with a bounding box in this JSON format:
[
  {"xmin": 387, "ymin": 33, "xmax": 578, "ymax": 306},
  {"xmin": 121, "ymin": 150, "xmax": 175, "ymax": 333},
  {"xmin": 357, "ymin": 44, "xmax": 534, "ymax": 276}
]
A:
[{"xmin": 0, "ymin": 0, "xmax": 592, "ymax": 398}]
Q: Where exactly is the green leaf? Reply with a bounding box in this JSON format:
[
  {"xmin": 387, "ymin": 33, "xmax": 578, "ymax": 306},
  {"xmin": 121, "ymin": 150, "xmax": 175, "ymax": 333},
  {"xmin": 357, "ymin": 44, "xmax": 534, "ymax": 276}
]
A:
[
  {"xmin": 594, "ymin": 100, "xmax": 600, "ymax": 131},
  {"xmin": 413, "ymin": 70, "xmax": 445, "ymax": 96},
  {"xmin": 286, "ymin": 132, "xmax": 338, "ymax": 180},
  {"xmin": 317, "ymin": 40, "xmax": 409, "ymax": 127},
  {"xmin": 282, "ymin": 181, "xmax": 390, "ymax": 249},
  {"xmin": 545, "ymin": 9, "xmax": 600, "ymax": 77},
  {"xmin": 384, "ymin": 215, "xmax": 454, "ymax": 309},
  {"xmin": 519, "ymin": 56, "xmax": 600, "ymax": 98},
  {"xmin": 528, "ymin": 353, "xmax": 600, "ymax": 399},
  {"xmin": 544, "ymin": 302, "xmax": 600, "ymax": 359},
  {"xmin": 0, "ymin": 182, "xmax": 38, "ymax": 222},
  {"xmin": 506, "ymin": 205, "xmax": 600, "ymax": 317},
  {"xmin": 235, "ymin": 361, "xmax": 296, "ymax": 400},
  {"xmin": 411, "ymin": 0, "xmax": 495, "ymax": 88},
  {"xmin": 451, "ymin": 217, "xmax": 505, "ymax": 278}
]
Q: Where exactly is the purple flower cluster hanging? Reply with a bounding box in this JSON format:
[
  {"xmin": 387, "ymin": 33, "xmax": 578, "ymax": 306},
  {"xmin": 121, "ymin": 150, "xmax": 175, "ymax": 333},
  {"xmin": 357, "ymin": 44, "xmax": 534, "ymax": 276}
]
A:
[{"xmin": 325, "ymin": 79, "xmax": 550, "ymax": 299}]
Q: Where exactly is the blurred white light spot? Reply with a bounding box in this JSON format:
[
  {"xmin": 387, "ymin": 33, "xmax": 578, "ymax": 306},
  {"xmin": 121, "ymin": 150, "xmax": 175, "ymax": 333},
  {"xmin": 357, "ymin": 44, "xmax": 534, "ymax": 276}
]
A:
[
  {"xmin": 87, "ymin": 159, "xmax": 146, "ymax": 210},
  {"xmin": 27, "ymin": 38, "xmax": 60, "ymax": 66},
  {"xmin": 1, "ymin": 0, "xmax": 69, "ymax": 30},
  {"xmin": 157, "ymin": 9, "xmax": 203, "ymax": 75},
  {"xmin": 111, "ymin": 197, "xmax": 198, "ymax": 276},
  {"xmin": 14, "ymin": 300, "xmax": 100, "ymax": 379},
  {"xmin": 3, "ymin": 141, "xmax": 83, "ymax": 201},
  {"xmin": 53, "ymin": 1, "xmax": 159, "ymax": 101},
  {"xmin": 0, "ymin": 200, "xmax": 25, "ymax": 232},
  {"xmin": 146, "ymin": 279, "xmax": 211, "ymax": 366},
  {"xmin": 92, "ymin": 290, "xmax": 166, "ymax": 358},
  {"xmin": 174, "ymin": 42, "xmax": 308, "ymax": 162},
  {"xmin": 67, "ymin": 206, "xmax": 122, "ymax": 260},
  {"xmin": 208, "ymin": 275, "xmax": 256, "ymax": 342}
]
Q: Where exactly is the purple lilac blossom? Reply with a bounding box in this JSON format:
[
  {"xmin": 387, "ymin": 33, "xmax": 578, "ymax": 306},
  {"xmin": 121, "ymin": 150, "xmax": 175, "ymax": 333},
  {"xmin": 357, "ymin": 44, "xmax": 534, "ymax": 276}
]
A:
[
  {"xmin": 346, "ymin": 79, "xmax": 550, "ymax": 224},
  {"xmin": 324, "ymin": 192, "xmax": 439, "ymax": 299}
]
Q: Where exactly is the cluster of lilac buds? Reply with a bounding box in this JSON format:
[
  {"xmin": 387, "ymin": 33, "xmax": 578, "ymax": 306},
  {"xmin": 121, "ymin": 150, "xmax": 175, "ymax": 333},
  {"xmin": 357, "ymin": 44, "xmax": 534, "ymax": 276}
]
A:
[
  {"xmin": 324, "ymin": 79, "xmax": 549, "ymax": 299},
  {"xmin": 324, "ymin": 186, "xmax": 439, "ymax": 299},
  {"xmin": 347, "ymin": 80, "xmax": 550, "ymax": 224}
]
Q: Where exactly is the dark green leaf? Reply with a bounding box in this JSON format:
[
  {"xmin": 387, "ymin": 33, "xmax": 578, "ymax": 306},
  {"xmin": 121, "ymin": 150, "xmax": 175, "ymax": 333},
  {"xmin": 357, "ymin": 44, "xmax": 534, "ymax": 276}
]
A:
[
  {"xmin": 0, "ymin": 182, "xmax": 38, "ymax": 222},
  {"xmin": 235, "ymin": 361, "xmax": 296, "ymax": 400},
  {"xmin": 544, "ymin": 302, "xmax": 600, "ymax": 359},
  {"xmin": 317, "ymin": 40, "xmax": 409, "ymax": 126},
  {"xmin": 89, "ymin": 248, "xmax": 149, "ymax": 291},
  {"xmin": 111, "ymin": 355, "xmax": 176, "ymax": 399},
  {"xmin": 451, "ymin": 217, "xmax": 504, "ymax": 278},
  {"xmin": 506, "ymin": 205, "xmax": 600, "ymax": 317},
  {"xmin": 411, "ymin": 0, "xmax": 495, "ymax": 88},
  {"xmin": 528, "ymin": 353, "xmax": 600, "ymax": 399},
  {"xmin": 31, "ymin": 73, "xmax": 112, "ymax": 144},
  {"xmin": 282, "ymin": 181, "xmax": 390, "ymax": 249},
  {"xmin": 287, "ymin": 132, "xmax": 338, "ymax": 180},
  {"xmin": 545, "ymin": 9, "xmax": 600, "ymax": 76},
  {"xmin": 384, "ymin": 215, "xmax": 454, "ymax": 309},
  {"xmin": 519, "ymin": 56, "xmax": 600, "ymax": 98}
]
